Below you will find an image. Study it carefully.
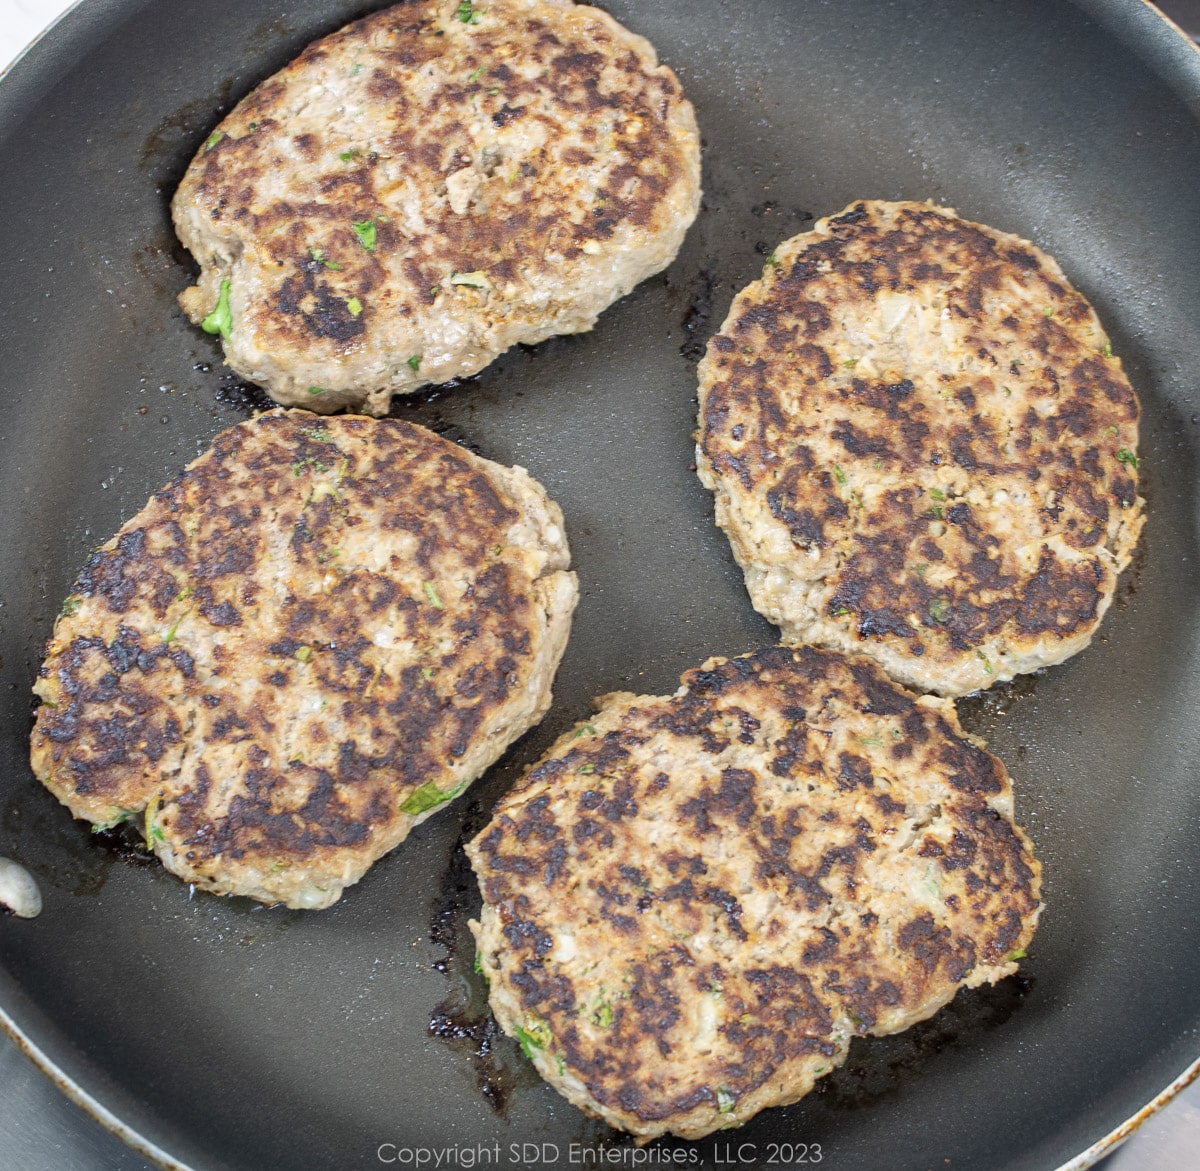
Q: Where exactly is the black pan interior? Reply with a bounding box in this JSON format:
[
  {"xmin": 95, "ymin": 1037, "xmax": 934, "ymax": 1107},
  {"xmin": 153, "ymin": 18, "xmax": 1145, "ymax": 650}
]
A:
[{"xmin": 1, "ymin": 2, "xmax": 1198, "ymax": 1169}]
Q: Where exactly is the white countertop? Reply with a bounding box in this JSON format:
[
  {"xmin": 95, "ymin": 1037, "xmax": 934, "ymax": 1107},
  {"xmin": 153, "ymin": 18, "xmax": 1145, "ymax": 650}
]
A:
[
  {"xmin": 0, "ymin": 1, "xmax": 1197, "ymax": 1169},
  {"xmin": 0, "ymin": 0, "xmax": 77, "ymax": 71}
]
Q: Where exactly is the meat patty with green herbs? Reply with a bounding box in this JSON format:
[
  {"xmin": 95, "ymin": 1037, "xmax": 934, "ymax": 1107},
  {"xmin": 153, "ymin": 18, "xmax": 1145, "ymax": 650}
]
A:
[
  {"xmin": 467, "ymin": 644, "xmax": 1042, "ymax": 1140},
  {"xmin": 697, "ymin": 200, "xmax": 1144, "ymax": 696},
  {"xmin": 30, "ymin": 410, "xmax": 577, "ymax": 908},
  {"xmin": 173, "ymin": 0, "xmax": 701, "ymax": 415}
]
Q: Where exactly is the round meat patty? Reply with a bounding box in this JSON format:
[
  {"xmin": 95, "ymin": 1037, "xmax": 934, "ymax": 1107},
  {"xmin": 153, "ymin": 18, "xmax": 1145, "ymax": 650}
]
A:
[
  {"xmin": 30, "ymin": 410, "xmax": 577, "ymax": 909},
  {"xmin": 697, "ymin": 200, "xmax": 1144, "ymax": 696},
  {"xmin": 173, "ymin": 0, "xmax": 701, "ymax": 415},
  {"xmin": 467, "ymin": 645, "xmax": 1042, "ymax": 1141}
]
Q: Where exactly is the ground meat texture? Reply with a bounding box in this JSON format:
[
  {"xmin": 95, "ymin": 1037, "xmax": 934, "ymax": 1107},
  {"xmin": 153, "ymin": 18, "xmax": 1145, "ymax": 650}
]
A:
[
  {"xmin": 697, "ymin": 200, "xmax": 1144, "ymax": 697},
  {"xmin": 466, "ymin": 645, "xmax": 1042, "ymax": 1141},
  {"xmin": 173, "ymin": 0, "xmax": 701, "ymax": 415},
  {"xmin": 30, "ymin": 410, "xmax": 577, "ymax": 908}
]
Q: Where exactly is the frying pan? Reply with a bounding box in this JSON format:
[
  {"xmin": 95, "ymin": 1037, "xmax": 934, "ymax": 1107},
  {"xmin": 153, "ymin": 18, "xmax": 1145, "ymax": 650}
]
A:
[{"xmin": 1, "ymin": 1, "xmax": 1198, "ymax": 1169}]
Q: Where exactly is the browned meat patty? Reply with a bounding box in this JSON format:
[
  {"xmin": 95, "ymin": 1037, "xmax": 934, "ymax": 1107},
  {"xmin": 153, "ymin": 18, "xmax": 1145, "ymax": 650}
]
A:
[
  {"xmin": 467, "ymin": 644, "xmax": 1042, "ymax": 1140},
  {"xmin": 31, "ymin": 410, "xmax": 577, "ymax": 908},
  {"xmin": 173, "ymin": 0, "xmax": 702, "ymax": 415},
  {"xmin": 697, "ymin": 200, "xmax": 1144, "ymax": 696}
]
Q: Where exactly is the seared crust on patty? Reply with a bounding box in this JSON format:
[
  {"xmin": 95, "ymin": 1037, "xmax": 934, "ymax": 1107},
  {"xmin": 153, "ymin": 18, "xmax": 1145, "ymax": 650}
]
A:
[
  {"xmin": 173, "ymin": 0, "xmax": 701, "ymax": 415},
  {"xmin": 698, "ymin": 201, "xmax": 1144, "ymax": 696},
  {"xmin": 31, "ymin": 410, "xmax": 577, "ymax": 908},
  {"xmin": 467, "ymin": 645, "xmax": 1041, "ymax": 1140}
]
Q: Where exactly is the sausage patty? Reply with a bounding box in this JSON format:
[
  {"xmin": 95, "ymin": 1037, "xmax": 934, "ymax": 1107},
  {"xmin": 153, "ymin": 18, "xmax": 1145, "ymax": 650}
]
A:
[
  {"xmin": 697, "ymin": 201, "xmax": 1143, "ymax": 696},
  {"xmin": 31, "ymin": 410, "xmax": 577, "ymax": 908},
  {"xmin": 468, "ymin": 644, "xmax": 1041, "ymax": 1140},
  {"xmin": 173, "ymin": 0, "xmax": 701, "ymax": 415}
]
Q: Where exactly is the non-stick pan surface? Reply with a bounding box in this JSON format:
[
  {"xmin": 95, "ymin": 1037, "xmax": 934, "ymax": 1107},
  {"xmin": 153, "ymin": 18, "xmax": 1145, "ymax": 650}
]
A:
[{"xmin": 1, "ymin": 2, "xmax": 1198, "ymax": 1169}]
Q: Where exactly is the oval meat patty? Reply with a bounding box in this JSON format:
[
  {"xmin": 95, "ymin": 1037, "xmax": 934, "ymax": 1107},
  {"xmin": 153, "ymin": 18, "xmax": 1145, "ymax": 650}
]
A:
[
  {"xmin": 30, "ymin": 410, "xmax": 577, "ymax": 909},
  {"xmin": 698, "ymin": 201, "xmax": 1144, "ymax": 696},
  {"xmin": 173, "ymin": 0, "xmax": 701, "ymax": 415},
  {"xmin": 467, "ymin": 645, "xmax": 1042, "ymax": 1141}
]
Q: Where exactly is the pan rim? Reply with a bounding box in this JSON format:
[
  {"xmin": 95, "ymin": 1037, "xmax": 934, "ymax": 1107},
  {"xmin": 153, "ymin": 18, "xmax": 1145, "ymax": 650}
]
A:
[
  {"xmin": 0, "ymin": 0, "xmax": 86, "ymax": 87},
  {"xmin": 1141, "ymin": 0, "xmax": 1200, "ymax": 56},
  {"xmin": 1054, "ymin": 1057, "xmax": 1200, "ymax": 1171},
  {"xmin": 0, "ymin": 0, "xmax": 1198, "ymax": 1167},
  {"xmin": 0, "ymin": 1003, "xmax": 187, "ymax": 1171},
  {"xmin": 3, "ymin": 936, "xmax": 1199, "ymax": 1169}
]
